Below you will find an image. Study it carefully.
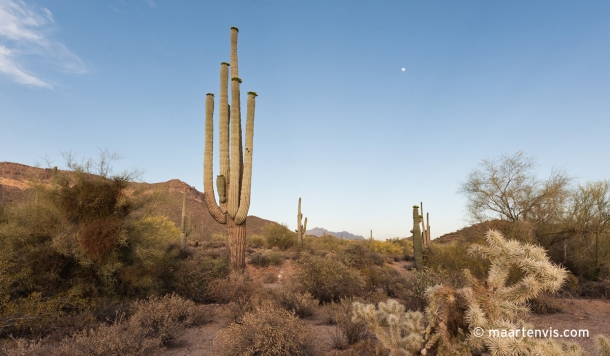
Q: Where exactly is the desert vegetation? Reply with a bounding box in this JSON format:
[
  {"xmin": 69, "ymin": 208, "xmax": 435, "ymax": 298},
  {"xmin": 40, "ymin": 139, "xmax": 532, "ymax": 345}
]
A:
[{"xmin": 1, "ymin": 28, "xmax": 610, "ymax": 355}]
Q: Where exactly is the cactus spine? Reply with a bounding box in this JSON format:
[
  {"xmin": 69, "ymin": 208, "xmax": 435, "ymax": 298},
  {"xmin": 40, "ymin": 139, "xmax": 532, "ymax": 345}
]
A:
[
  {"xmin": 203, "ymin": 27, "xmax": 257, "ymax": 272},
  {"xmin": 297, "ymin": 197, "xmax": 307, "ymax": 244},
  {"xmin": 412, "ymin": 205, "xmax": 423, "ymax": 269}
]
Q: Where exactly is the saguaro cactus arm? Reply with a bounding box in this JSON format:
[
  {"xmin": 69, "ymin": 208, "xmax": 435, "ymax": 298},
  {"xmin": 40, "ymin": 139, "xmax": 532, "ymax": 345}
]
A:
[
  {"xmin": 203, "ymin": 93, "xmax": 226, "ymax": 223},
  {"xmin": 235, "ymin": 92, "xmax": 256, "ymax": 224}
]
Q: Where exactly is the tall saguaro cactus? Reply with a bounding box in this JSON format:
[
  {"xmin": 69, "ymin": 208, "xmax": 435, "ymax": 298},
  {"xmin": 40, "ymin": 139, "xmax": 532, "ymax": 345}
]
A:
[
  {"xmin": 411, "ymin": 205, "xmax": 424, "ymax": 269},
  {"xmin": 203, "ymin": 27, "xmax": 257, "ymax": 272},
  {"xmin": 297, "ymin": 197, "xmax": 307, "ymax": 244}
]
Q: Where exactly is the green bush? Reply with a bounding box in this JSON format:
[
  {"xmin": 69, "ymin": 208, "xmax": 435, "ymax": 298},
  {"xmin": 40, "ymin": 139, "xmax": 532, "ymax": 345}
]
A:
[
  {"xmin": 249, "ymin": 250, "xmax": 284, "ymax": 268},
  {"xmin": 360, "ymin": 266, "xmax": 408, "ymax": 298},
  {"xmin": 424, "ymin": 240, "xmax": 490, "ymax": 279},
  {"xmin": 296, "ymin": 254, "xmax": 365, "ymax": 304},
  {"xmin": 247, "ymin": 234, "xmax": 265, "ymax": 248},
  {"xmin": 262, "ymin": 223, "xmax": 296, "ymax": 250},
  {"xmin": 338, "ymin": 243, "xmax": 384, "ymax": 269}
]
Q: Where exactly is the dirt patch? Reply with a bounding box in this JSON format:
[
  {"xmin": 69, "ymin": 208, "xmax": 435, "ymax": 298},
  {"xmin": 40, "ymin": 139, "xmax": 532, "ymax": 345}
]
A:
[{"xmin": 526, "ymin": 298, "xmax": 610, "ymax": 354}]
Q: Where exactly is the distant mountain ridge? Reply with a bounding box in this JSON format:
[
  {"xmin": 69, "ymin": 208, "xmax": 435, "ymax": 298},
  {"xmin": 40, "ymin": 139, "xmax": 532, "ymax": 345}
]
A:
[{"xmin": 306, "ymin": 227, "xmax": 365, "ymax": 240}]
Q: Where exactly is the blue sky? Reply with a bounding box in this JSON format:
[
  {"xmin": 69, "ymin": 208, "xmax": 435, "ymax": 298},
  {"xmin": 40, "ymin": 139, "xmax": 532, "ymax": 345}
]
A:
[{"xmin": 1, "ymin": 0, "xmax": 609, "ymax": 240}]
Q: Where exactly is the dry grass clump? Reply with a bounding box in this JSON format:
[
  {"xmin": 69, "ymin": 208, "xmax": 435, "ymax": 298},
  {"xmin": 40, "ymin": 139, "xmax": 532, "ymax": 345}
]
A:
[
  {"xmin": 296, "ymin": 254, "xmax": 365, "ymax": 304},
  {"xmin": 271, "ymin": 288, "xmax": 317, "ymax": 318},
  {"xmin": 214, "ymin": 302, "xmax": 315, "ymax": 356}
]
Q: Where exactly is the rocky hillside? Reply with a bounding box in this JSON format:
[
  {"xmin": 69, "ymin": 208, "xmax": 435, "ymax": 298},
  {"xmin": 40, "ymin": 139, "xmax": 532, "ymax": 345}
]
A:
[{"xmin": 0, "ymin": 162, "xmax": 278, "ymax": 239}]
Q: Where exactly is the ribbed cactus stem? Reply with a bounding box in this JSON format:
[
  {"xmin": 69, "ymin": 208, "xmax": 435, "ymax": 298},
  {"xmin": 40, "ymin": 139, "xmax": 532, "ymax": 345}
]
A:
[
  {"xmin": 412, "ymin": 205, "xmax": 423, "ymax": 269},
  {"xmin": 203, "ymin": 27, "xmax": 257, "ymax": 272},
  {"xmin": 426, "ymin": 212, "xmax": 430, "ymax": 245},
  {"xmin": 297, "ymin": 197, "xmax": 307, "ymax": 243},
  {"xmin": 421, "ymin": 202, "xmax": 430, "ymax": 248}
]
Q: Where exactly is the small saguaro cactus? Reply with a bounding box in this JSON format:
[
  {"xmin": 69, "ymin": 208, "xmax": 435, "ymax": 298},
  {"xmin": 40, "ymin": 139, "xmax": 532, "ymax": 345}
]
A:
[
  {"xmin": 180, "ymin": 192, "xmax": 194, "ymax": 249},
  {"xmin": 411, "ymin": 205, "xmax": 423, "ymax": 269},
  {"xmin": 419, "ymin": 202, "xmax": 431, "ymax": 247},
  {"xmin": 297, "ymin": 198, "xmax": 307, "ymax": 244},
  {"xmin": 203, "ymin": 27, "xmax": 257, "ymax": 272}
]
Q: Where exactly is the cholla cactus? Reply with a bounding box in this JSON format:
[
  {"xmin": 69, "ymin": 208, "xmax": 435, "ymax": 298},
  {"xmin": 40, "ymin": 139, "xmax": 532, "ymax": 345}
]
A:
[
  {"xmin": 352, "ymin": 299, "xmax": 425, "ymax": 356},
  {"xmin": 353, "ymin": 230, "xmax": 610, "ymax": 356}
]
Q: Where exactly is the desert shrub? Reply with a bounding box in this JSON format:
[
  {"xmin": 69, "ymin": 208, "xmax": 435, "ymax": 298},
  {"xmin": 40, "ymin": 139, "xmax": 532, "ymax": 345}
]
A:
[
  {"xmin": 247, "ymin": 234, "xmax": 265, "ymax": 248},
  {"xmin": 57, "ymin": 312, "xmax": 159, "ymax": 356},
  {"xmin": 302, "ymin": 234, "xmax": 351, "ymax": 254},
  {"xmin": 338, "ymin": 243, "xmax": 384, "ymax": 269},
  {"xmin": 398, "ymin": 268, "xmax": 459, "ymax": 311},
  {"xmin": 214, "ymin": 302, "xmax": 315, "ymax": 356},
  {"xmin": 208, "ymin": 274, "xmax": 261, "ymax": 322},
  {"xmin": 249, "ymin": 250, "xmax": 284, "ymax": 268},
  {"xmin": 205, "ymin": 232, "xmax": 228, "ymax": 249},
  {"xmin": 262, "ymin": 223, "xmax": 297, "ymax": 250},
  {"xmin": 580, "ymin": 279, "xmax": 610, "ymax": 298},
  {"xmin": 529, "ymin": 292, "xmax": 562, "ymax": 314},
  {"xmin": 129, "ymin": 294, "xmax": 206, "ymax": 347},
  {"xmin": 2, "ymin": 312, "xmax": 158, "ymax": 356},
  {"xmin": 424, "ymin": 240, "xmax": 490, "ymax": 279},
  {"xmin": 360, "ymin": 266, "xmax": 408, "ymax": 298},
  {"xmin": 327, "ymin": 298, "xmax": 370, "ymax": 348},
  {"xmin": 296, "ymin": 254, "xmax": 365, "ymax": 304},
  {"xmin": 262, "ymin": 272, "xmax": 278, "ymax": 284},
  {"xmin": 371, "ymin": 240, "xmax": 405, "ymax": 257},
  {"xmin": 271, "ymin": 288, "xmax": 316, "ymax": 318}
]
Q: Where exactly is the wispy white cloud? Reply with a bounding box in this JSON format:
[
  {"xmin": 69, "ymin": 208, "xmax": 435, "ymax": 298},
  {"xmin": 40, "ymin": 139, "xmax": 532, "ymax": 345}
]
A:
[
  {"xmin": 143, "ymin": 0, "xmax": 156, "ymax": 8},
  {"xmin": 0, "ymin": 0, "xmax": 85, "ymax": 88}
]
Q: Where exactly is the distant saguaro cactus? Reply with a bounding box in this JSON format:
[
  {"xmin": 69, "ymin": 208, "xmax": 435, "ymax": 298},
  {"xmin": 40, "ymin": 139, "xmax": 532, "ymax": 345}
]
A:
[
  {"xmin": 297, "ymin": 197, "xmax": 307, "ymax": 244},
  {"xmin": 411, "ymin": 205, "xmax": 423, "ymax": 269},
  {"xmin": 179, "ymin": 192, "xmax": 194, "ymax": 249},
  {"xmin": 419, "ymin": 202, "xmax": 431, "ymax": 247},
  {"xmin": 203, "ymin": 27, "xmax": 257, "ymax": 272}
]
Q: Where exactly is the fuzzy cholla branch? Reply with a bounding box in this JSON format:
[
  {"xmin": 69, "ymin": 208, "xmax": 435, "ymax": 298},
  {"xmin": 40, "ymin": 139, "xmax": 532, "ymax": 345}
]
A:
[
  {"xmin": 352, "ymin": 299, "xmax": 425, "ymax": 356},
  {"xmin": 353, "ymin": 230, "xmax": 610, "ymax": 356}
]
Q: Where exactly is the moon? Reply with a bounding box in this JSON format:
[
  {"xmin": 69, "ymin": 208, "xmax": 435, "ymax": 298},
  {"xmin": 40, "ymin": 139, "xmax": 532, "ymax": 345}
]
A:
[{"xmin": 401, "ymin": 68, "xmax": 405, "ymax": 71}]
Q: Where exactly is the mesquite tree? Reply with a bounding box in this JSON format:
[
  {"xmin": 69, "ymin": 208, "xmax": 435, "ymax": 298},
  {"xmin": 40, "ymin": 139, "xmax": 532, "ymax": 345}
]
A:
[{"xmin": 203, "ymin": 27, "xmax": 257, "ymax": 272}]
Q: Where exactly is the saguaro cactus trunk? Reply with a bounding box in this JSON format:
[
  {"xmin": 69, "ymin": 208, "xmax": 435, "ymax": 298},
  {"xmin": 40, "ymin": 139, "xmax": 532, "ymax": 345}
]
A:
[
  {"xmin": 412, "ymin": 205, "xmax": 424, "ymax": 269},
  {"xmin": 203, "ymin": 27, "xmax": 257, "ymax": 273},
  {"xmin": 297, "ymin": 198, "xmax": 307, "ymax": 244}
]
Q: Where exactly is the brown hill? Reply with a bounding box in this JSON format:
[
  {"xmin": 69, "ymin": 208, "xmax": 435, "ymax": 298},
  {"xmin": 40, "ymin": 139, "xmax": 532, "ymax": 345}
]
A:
[
  {"xmin": 0, "ymin": 161, "xmax": 278, "ymax": 239},
  {"xmin": 433, "ymin": 220, "xmax": 513, "ymax": 244}
]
